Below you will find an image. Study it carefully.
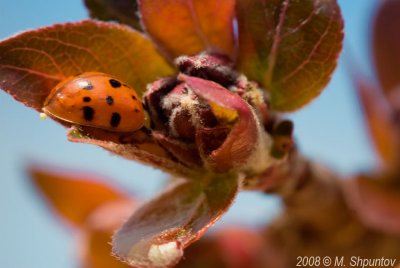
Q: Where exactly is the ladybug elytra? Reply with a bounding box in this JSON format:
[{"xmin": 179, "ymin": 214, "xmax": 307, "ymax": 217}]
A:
[{"xmin": 42, "ymin": 72, "xmax": 145, "ymax": 132}]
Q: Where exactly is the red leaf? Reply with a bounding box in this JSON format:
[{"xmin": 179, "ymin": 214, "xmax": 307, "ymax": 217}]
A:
[
  {"xmin": 152, "ymin": 131, "xmax": 202, "ymax": 168},
  {"xmin": 343, "ymin": 175, "xmax": 400, "ymax": 235},
  {"xmin": 0, "ymin": 20, "xmax": 173, "ymax": 111},
  {"xmin": 84, "ymin": 0, "xmax": 142, "ymax": 30},
  {"xmin": 373, "ymin": 0, "xmax": 400, "ymax": 95},
  {"xmin": 83, "ymin": 200, "xmax": 135, "ymax": 268},
  {"xmin": 139, "ymin": 0, "xmax": 236, "ymax": 60},
  {"xmin": 113, "ymin": 174, "xmax": 238, "ymax": 268},
  {"xmin": 29, "ymin": 165, "xmax": 129, "ymax": 228},
  {"xmin": 355, "ymin": 79, "xmax": 400, "ymax": 168},
  {"xmin": 67, "ymin": 128, "xmax": 196, "ymax": 178},
  {"xmin": 176, "ymin": 228, "xmax": 265, "ymax": 268},
  {"xmin": 236, "ymin": 0, "xmax": 344, "ymax": 111},
  {"xmin": 85, "ymin": 228, "xmax": 133, "ymax": 268}
]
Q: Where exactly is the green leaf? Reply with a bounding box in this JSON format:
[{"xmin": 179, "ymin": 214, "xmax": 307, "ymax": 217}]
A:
[
  {"xmin": 0, "ymin": 20, "xmax": 174, "ymax": 111},
  {"xmin": 113, "ymin": 173, "xmax": 238, "ymax": 268},
  {"xmin": 139, "ymin": 0, "xmax": 236, "ymax": 60},
  {"xmin": 373, "ymin": 0, "xmax": 400, "ymax": 95},
  {"xmin": 84, "ymin": 0, "xmax": 142, "ymax": 30},
  {"xmin": 236, "ymin": 0, "xmax": 344, "ymax": 111}
]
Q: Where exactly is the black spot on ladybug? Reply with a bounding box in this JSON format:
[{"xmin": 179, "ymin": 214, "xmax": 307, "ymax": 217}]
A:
[
  {"xmin": 110, "ymin": 112, "xmax": 121, "ymax": 127},
  {"xmin": 132, "ymin": 95, "xmax": 137, "ymax": 100},
  {"xmin": 78, "ymin": 80, "xmax": 94, "ymax": 90},
  {"xmin": 83, "ymin": 106, "xmax": 95, "ymax": 121},
  {"xmin": 106, "ymin": 96, "xmax": 114, "ymax": 105},
  {"xmin": 83, "ymin": 97, "xmax": 91, "ymax": 102},
  {"xmin": 109, "ymin": 79, "xmax": 122, "ymax": 88},
  {"xmin": 134, "ymin": 108, "xmax": 140, "ymax": 113}
]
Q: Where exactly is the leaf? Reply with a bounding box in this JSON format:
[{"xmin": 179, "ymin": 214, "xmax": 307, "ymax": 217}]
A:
[
  {"xmin": 236, "ymin": 0, "xmax": 344, "ymax": 111},
  {"xmin": 152, "ymin": 131, "xmax": 203, "ymax": 168},
  {"xmin": 176, "ymin": 228, "xmax": 265, "ymax": 268},
  {"xmin": 86, "ymin": 229, "xmax": 133, "ymax": 268},
  {"xmin": 113, "ymin": 173, "xmax": 238, "ymax": 268},
  {"xmin": 84, "ymin": 0, "xmax": 142, "ymax": 30},
  {"xmin": 0, "ymin": 20, "xmax": 174, "ymax": 111},
  {"xmin": 83, "ymin": 200, "xmax": 135, "ymax": 268},
  {"xmin": 67, "ymin": 127, "xmax": 197, "ymax": 178},
  {"xmin": 343, "ymin": 175, "xmax": 400, "ymax": 235},
  {"xmin": 29, "ymin": 165, "xmax": 129, "ymax": 228},
  {"xmin": 138, "ymin": 0, "xmax": 236, "ymax": 60},
  {"xmin": 355, "ymin": 79, "xmax": 400, "ymax": 168},
  {"xmin": 373, "ymin": 0, "xmax": 400, "ymax": 95}
]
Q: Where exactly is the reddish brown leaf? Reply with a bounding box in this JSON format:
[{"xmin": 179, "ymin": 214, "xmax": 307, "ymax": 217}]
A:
[
  {"xmin": 0, "ymin": 20, "xmax": 173, "ymax": 111},
  {"xmin": 139, "ymin": 0, "xmax": 236, "ymax": 60},
  {"xmin": 236, "ymin": 0, "xmax": 344, "ymax": 111},
  {"xmin": 84, "ymin": 229, "xmax": 132, "ymax": 268},
  {"xmin": 113, "ymin": 174, "xmax": 238, "ymax": 268},
  {"xmin": 67, "ymin": 128, "xmax": 197, "ymax": 178},
  {"xmin": 176, "ymin": 228, "xmax": 265, "ymax": 268},
  {"xmin": 373, "ymin": 0, "xmax": 400, "ymax": 95},
  {"xmin": 30, "ymin": 166, "xmax": 136, "ymax": 268},
  {"xmin": 343, "ymin": 175, "xmax": 400, "ymax": 235},
  {"xmin": 82, "ymin": 200, "xmax": 135, "ymax": 268},
  {"xmin": 29, "ymin": 165, "xmax": 129, "ymax": 228},
  {"xmin": 84, "ymin": 0, "xmax": 141, "ymax": 30},
  {"xmin": 356, "ymin": 79, "xmax": 400, "ymax": 168},
  {"xmin": 152, "ymin": 131, "xmax": 202, "ymax": 168}
]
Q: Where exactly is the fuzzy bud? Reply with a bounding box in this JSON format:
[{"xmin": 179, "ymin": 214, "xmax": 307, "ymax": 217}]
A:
[{"xmin": 144, "ymin": 53, "xmax": 288, "ymax": 174}]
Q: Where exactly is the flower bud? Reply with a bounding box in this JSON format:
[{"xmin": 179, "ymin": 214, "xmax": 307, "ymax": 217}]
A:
[{"xmin": 144, "ymin": 54, "xmax": 288, "ymax": 174}]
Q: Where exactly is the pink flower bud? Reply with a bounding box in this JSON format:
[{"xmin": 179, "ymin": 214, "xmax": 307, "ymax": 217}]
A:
[{"xmin": 143, "ymin": 54, "xmax": 285, "ymax": 174}]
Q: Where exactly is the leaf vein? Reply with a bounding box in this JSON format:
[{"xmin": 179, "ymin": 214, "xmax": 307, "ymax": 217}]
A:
[{"xmin": 281, "ymin": 9, "xmax": 335, "ymax": 83}]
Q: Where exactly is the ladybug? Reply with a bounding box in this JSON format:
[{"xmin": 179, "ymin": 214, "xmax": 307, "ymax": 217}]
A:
[{"xmin": 42, "ymin": 72, "xmax": 145, "ymax": 132}]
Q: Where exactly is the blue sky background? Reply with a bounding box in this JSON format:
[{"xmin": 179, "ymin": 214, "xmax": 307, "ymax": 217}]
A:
[{"xmin": 0, "ymin": 1, "xmax": 379, "ymax": 267}]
